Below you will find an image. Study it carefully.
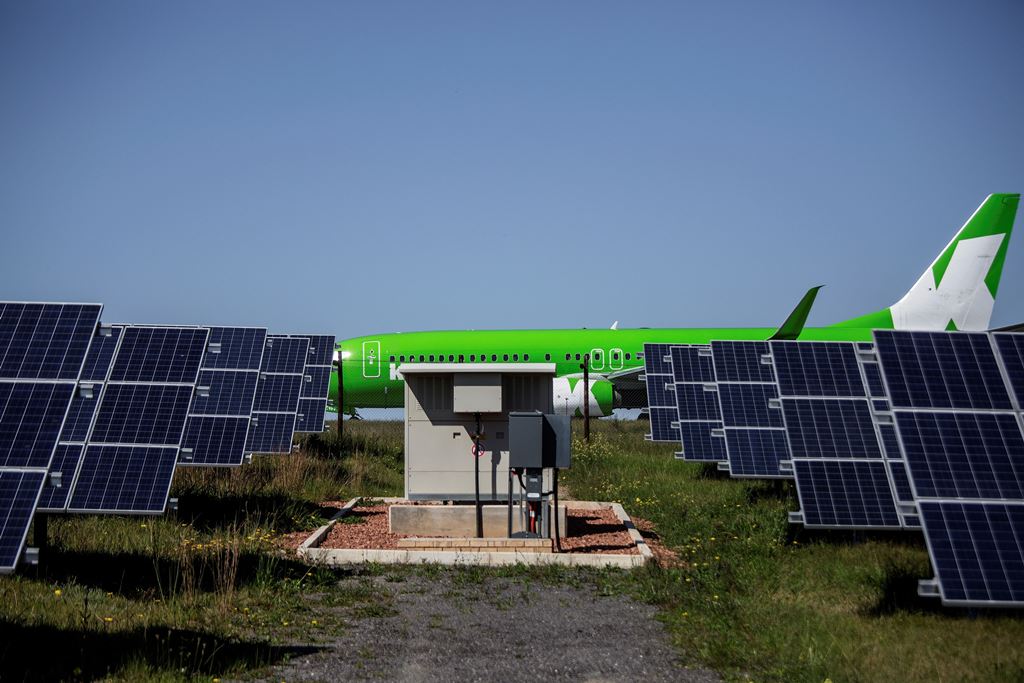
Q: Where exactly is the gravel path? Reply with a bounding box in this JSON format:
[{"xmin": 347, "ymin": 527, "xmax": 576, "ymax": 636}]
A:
[{"xmin": 258, "ymin": 571, "xmax": 719, "ymax": 682}]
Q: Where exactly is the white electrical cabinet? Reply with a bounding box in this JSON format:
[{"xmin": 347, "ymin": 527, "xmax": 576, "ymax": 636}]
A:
[{"xmin": 399, "ymin": 364, "xmax": 556, "ymax": 501}]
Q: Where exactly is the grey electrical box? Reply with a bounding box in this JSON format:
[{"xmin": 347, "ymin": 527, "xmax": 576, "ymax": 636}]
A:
[
  {"xmin": 509, "ymin": 412, "xmax": 571, "ymax": 470},
  {"xmin": 453, "ymin": 373, "xmax": 502, "ymax": 413}
]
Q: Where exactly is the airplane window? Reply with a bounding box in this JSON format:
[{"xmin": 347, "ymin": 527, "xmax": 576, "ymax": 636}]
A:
[
  {"xmin": 470, "ymin": 355, "xmax": 475, "ymax": 362},
  {"xmin": 575, "ymin": 353, "xmax": 581, "ymax": 361},
  {"xmin": 458, "ymin": 355, "xmax": 464, "ymax": 362},
  {"xmin": 389, "ymin": 355, "xmax": 395, "ymax": 362},
  {"xmin": 524, "ymin": 354, "xmax": 530, "ymax": 361},
  {"xmin": 612, "ymin": 352, "xmax": 619, "ymax": 360},
  {"xmin": 565, "ymin": 353, "xmax": 570, "ymax": 361},
  {"xmin": 503, "ymin": 354, "xmax": 509, "ymax": 361},
  {"xmin": 512, "ymin": 354, "xmax": 519, "ymax": 361},
  {"xmin": 400, "ymin": 356, "xmax": 405, "ymax": 362},
  {"xmin": 419, "ymin": 355, "xmax": 425, "ymax": 362},
  {"xmin": 626, "ymin": 353, "xmax": 632, "ymax": 360},
  {"xmin": 429, "ymin": 355, "xmax": 434, "ymax": 362},
  {"xmin": 491, "ymin": 354, "xmax": 497, "ymax": 361},
  {"xmin": 545, "ymin": 354, "xmax": 551, "ymax": 361},
  {"xmin": 595, "ymin": 351, "xmax": 601, "ymax": 358},
  {"xmin": 448, "ymin": 354, "xmax": 454, "ymax": 362}
]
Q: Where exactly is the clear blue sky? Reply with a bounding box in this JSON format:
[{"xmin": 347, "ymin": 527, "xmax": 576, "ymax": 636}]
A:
[{"xmin": 2, "ymin": 1, "xmax": 1022, "ymax": 338}]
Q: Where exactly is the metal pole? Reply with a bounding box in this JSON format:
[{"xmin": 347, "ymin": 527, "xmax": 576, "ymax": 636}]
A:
[
  {"xmin": 33, "ymin": 513, "xmax": 47, "ymax": 563},
  {"xmin": 336, "ymin": 362, "xmax": 343, "ymax": 439},
  {"xmin": 582, "ymin": 355, "xmax": 590, "ymax": 442},
  {"xmin": 474, "ymin": 412, "xmax": 483, "ymax": 538}
]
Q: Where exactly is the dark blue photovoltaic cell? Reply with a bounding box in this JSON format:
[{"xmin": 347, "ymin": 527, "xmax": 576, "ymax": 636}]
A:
[
  {"xmin": 190, "ymin": 371, "xmax": 259, "ymax": 415},
  {"xmin": 67, "ymin": 445, "xmax": 179, "ymax": 513},
  {"xmin": 862, "ymin": 362, "xmax": 885, "ymax": 398},
  {"xmin": 874, "ymin": 331, "xmax": 1012, "ymax": 410},
  {"xmin": 0, "ymin": 470, "xmax": 46, "ymax": 572},
  {"xmin": 246, "ymin": 412, "xmax": 297, "ymax": 453},
  {"xmin": 919, "ymin": 501, "xmax": 1024, "ymax": 605},
  {"xmin": 670, "ymin": 346, "xmax": 715, "ymax": 383},
  {"xmin": 647, "ymin": 407, "xmax": 680, "ymax": 442},
  {"xmin": 643, "ymin": 344, "xmax": 674, "ymax": 376},
  {"xmin": 674, "ymin": 384, "xmax": 721, "ymax": 421},
  {"xmin": 182, "ymin": 417, "xmax": 251, "ymax": 466},
  {"xmin": 0, "ymin": 383, "xmax": 75, "ymax": 468},
  {"xmin": 678, "ymin": 422, "xmax": 726, "ymax": 461},
  {"xmin": 872, "ymin": 399, "xmax": 890, "ymax": 412},
  {"xmin": 109, "ymin": 328, "xmax": 208, "ymax": 384},
  {"xmin": 202, "ymin": 327, "xmax": 267, "ymax": 371},
  {"xmin": 90, "ymin": 384, "xmax": 194, "ymax": 445},
  {"xmin": 895, "ymin": 412, "xmax": 1024, "ymax": 500},
  {"xmin": 295, "ymin": 399, "xmax": 328, "ymax": 433},
  {"xmin": 36, "ymin": 444, "xmax": 83, "ymax": 511},
  {"xmin": 0, "ymin": 303, "xmax": 102, "ymax": 380},
  {"xmin": 300, "ymin": 335, "xmax": 336, "ymax": 366},
  {"xmin": 771, "ymin": 342, "xmax": 865, "ymax": 397},
  {"xmin": 301, "ymin": 366, "xmax": 332, "ymax": 399},
  {"xmin": 886, "ymin": 459, "xmax": 915, "ymax": 503},
  {"xmin": 262, "ymin": 337, "xmax": 310, "ymax": 374},
  {"xmin": 877, "ymin": 422, "xmax": 902, "ymax": 460},
  {"xmin": 718, "ymin": 383, "xmax": 783, "ymax": 428},
  {"xmin": 252, "ymin": 374, "xmax": 303, "ymax": 413},
  {"xmin": 993, "ymin": 333, "xmax": 1024, "ymax": 406},
  {"xmin": 781, "ymin": 399, "xmax": 882, "ymax": 458},
  {"xmin": 793, "ymin": 459, "xmax": 901, "ymax": 528},
  {"xmin": 60, "ymin": 387, "xmax": 101, "ymax": 443},
  {"xmin": 711, "ymin": 341, "xmax": 774, "ymax": 383},
  {"xmin": 80, "ymin": 327, "xmax": 121, "ymax": 382},
  {"xmin": 645, "ymin": 374, "xmax": 675, "ymax": 408},
  {"xmin": 725, "ymin": 429, "xmax": 790, "ymax": 477}
]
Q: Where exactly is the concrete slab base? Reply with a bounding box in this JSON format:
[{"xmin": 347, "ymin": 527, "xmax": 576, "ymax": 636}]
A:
[
  {"xmin": 389, "ymin": 503, "xmax": 567, "ymax": 538},
  {"xmin": 397, "ymin": 537, "xmax": 553, "ymax": 553},
  {"xmin": 297, "ymin": 497, "xmax": 652, "ymax": 568}
]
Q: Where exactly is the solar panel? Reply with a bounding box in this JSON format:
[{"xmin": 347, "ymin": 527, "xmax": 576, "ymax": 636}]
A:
[
  {"xmin": 251, "ymin": 374, "xmax": 303, "ymax": 413},
  {"xmin": 246, "ymin": 412, "xmax": 297, "ymax": 453},
  {"xmin": 261, "ymin": 337, "xmax": 310, "ymax": 374},
  {"xmin": 993, "ymin": 333, "xmax": 1024, "ymax": 406},
  {"xmin": 63, "ymin": 325, "xmax": 207, "ymax": 513},
  {"xmin": 0, "ymin": 383, "xmax": 76, "ymax": 468},
  {"xmin": 246, "ymin": 335, "xmax": 309, "ymax": 453},
  {"xmin": 301, "ymin": 365, "xmax": 332, "ymax": 400},
  {"xmin": 35, "ymin": 445, "xmax": 82, "ymax": 511},
  {"xmin": 674, "ymin": 383, "xmax": 722, "ymax": 422},
  {"xmin": 0, "ymin": 303, "xmax": 102, "ymax": 380},
  {"xmin": 181, "ymin": 417, "xmax": 251, "ymax": 467},
  {"xmin": 671, "ymin": 346, "xmax": 715, "ymax": 383},
  {"xmin": 875, "ymin": 330, "xmax": 1012, "ymax": 410},
  {"xmin": 894, "ymin": 411, "xmax": 1024, "ymax": 500},
  {"xmin": 724, "ymin": 429, "xmax": 791, "ymax": 478},
  {"xmin": 67, "ymin": 445, "xmax": 180, "ymax": 514},
  {"xmin": 79, "ymin": 327, "xmax": 122, "ymax": 382},
  {"xmin": 642, "ymin": 343, "xmax": 675, "ymax": 376},
  {"xmin": 711, "ymin": 340, "xmax": 775, "ymax": 383},
  {"xmin": 296, "ymin": 398, "xmax": 328, "ymax": 433},
  {"xmin": 189, "ymin": 371, "xmax": 259, "ymax": 415},
  {"xmin": 647, "ymin": 407, "xmax": 680, "ymax": 443},
  {"xmin": 771, "ymin": 341, "xmax": 865, "ymax": 398},
  {"xmin": 297, "ymin": 334, "xmax": 335, "ymax": 366},
  {"xmin": 782, "ymin": 399, "xmax": 882, "ymax": 459},
  {"xmin": 862, "ymin": 362, "xmax": 886, "ymax": 398},
  {"xmin": 792, "ymin": 459, "xmax": 902, "ymax": 529},
  {"xmin": 676, "ymin": 422, "xmax": 726, "ymax": 462},
  {"xmin": 718, "ymin": 383, "xmax": 784, "ymax": 428},
  {"xmin": 108, "ymin": 327, "xmax": 208, "ymax": 384},
  {"xmin": 0, "ymin": 470, "xmax": 46, "ymax": 573},
  {"xmin": 918, "ymin": 500, "xmax": 1024, "ymax": 607},
  {"xmin": 201, "ymin": 327, "xmax": 266, "ymax": 371}
]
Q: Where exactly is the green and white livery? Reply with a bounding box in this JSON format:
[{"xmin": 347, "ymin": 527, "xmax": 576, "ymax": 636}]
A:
[{"xmin": 330, "ymin": 194, "xmax": 1019, "ymax": 417}]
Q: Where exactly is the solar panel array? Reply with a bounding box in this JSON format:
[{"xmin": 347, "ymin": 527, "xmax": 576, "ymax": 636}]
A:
[
  {"xmin": 0, "ymin": 303, "xmax": 103, "ymax": 572},
  {"xmin": 670, "ymin": 346, "xmax": 726, "ymax": 462},
  {"xmin": 642, "ymin": 344, "xmax": 680, "ymax": 443},
  {"xmin": 876, "ymin": 330, "xmax": 1024, "ymax": 607},
  {"xmin": 0, "ymin": 301, "xmax": 337, "ymax": 573},
  {"xmin": 245, "ymin": 335, "xmax": 309, "ymax": 454},
  {"xmin": 292, "ymin": 334, "xmax": 336, "ymax": 434}
]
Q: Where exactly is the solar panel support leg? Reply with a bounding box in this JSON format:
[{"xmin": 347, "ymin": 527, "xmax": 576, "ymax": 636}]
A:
[{"xmin": 32, "ymin": 513, "xmax": 48, "ymax": 562}]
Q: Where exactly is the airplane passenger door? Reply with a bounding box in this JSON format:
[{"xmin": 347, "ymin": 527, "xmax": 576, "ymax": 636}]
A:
[
  {"xmin": 362, "ymin": 340, "xmax": 381, "ymax": 378},
  {"xmin": 610, "ymin": 348, "xmax": 624, "ymax": 370},
  {"xmin": 589, "ymin": 348, "xmax": 604, "ymax": 371}
]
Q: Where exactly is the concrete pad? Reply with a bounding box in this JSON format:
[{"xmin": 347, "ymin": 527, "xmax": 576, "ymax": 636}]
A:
[{"xmin": 389, "ymin": 503, "xmax": 567, "ymax": 538}]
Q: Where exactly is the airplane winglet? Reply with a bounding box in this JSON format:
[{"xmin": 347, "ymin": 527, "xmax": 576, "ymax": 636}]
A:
[
  {"xmin": 610, "ymin": 321, "xmax": 618, "ymax": 330},
  {"xmin": 769, "ymin": 286, "xmax": 824, "ymax": 341}
]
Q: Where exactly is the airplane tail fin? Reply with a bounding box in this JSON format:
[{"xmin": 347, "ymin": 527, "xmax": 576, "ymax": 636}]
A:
[{"xmin": 831, "ymin": 193, "xmax": 1019, "ymax": 331}]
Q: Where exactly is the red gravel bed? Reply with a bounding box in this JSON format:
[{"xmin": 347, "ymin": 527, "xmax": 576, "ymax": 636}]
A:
[{"xmin": 316, "ymin": 504, "xmax": 638, "ymax": 555}]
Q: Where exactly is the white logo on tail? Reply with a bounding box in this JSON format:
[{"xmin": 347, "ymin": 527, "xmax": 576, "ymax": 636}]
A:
[
  {"xmin": 552, "ymin": 377, "xmax": 606, "ymax": 417},
  {"xmin": 891, "ymin": 234, "xmax": 1003, "ymax": 331}
]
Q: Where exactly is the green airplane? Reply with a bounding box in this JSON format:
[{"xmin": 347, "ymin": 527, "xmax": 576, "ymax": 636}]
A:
[{"xmin": 329, "ymin": 194, "xmax": 1019, "ymax": 417}]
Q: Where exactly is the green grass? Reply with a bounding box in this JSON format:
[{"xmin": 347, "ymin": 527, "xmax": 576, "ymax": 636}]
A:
[
  {"xmin": 4, "ymin": 418, "xmax": 1024, "ymax": 681},
  {"xmin": 562, "ymin": 420, "xmax": 1024, "ymax": 682}
]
